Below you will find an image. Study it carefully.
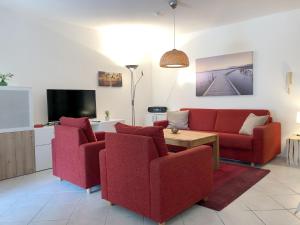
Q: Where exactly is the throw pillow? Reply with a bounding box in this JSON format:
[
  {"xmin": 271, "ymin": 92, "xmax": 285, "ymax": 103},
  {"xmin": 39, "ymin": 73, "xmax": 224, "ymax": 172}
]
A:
[
  {"xmin": 167, "ymin": 110, "xmax": 189, "ymax": 130},
  {"xmin": 239, "ymin": 113, "xmax": 269, "ymax": 135},
  {"xmin": 115, "ymin": 123, "xmax": 168, "ymax": 157},
  {"xmin": 60, "ymin": 117, "xmax": 96, "ymax": 142}
]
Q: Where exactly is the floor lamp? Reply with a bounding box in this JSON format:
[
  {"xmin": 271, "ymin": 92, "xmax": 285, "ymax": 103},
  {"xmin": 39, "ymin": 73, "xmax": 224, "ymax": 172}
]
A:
[{"xmin": 126, "ymin": 65, "xmax": 143, "ymax": 126}]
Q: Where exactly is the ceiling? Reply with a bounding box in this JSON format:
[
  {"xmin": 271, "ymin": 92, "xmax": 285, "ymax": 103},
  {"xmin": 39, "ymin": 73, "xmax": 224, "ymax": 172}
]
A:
[{"xmin": 1, "ymin": 0, "xmax": 300, "ymax": 32}]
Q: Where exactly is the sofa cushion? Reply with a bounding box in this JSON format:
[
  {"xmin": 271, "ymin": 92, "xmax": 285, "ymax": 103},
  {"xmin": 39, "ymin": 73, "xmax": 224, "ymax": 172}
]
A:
[
  {"xmin": 214, "ymin": 109, "xmax": 270, "ymax": 133},
  {"xmin": 181, "ymin": 108, "xmax": 217, "ymax": 131},
  {"xmin": 239, "ymin": 113, "xmax": 269, "ymax": 135},
  {"xmin": 60, "ymin": 117, "xmax": 96, "ymax": 142},
  {"xmin": 167, "ymin": 110, "xmax": 189, "ymax": 129},
  {"xmin": 219, "ymin": 132, "xmax": 253, "ymax": 150},
  {"xmin": 115, "ymin": 123, "xmax": 168, "ymax": 157}
]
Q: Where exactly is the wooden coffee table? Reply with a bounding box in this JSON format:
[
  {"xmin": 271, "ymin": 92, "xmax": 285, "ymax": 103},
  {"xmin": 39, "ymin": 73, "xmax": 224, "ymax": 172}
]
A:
[{"xmin": 163, "ymin": 129, "xmax": 220, "ymax": 170}]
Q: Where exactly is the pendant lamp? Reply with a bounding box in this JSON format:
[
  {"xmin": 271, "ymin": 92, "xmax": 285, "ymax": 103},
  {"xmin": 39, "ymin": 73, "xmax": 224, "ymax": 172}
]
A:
[{"xmin": 160, "ymin": 0, "xmax": 189, "ymax": 68}]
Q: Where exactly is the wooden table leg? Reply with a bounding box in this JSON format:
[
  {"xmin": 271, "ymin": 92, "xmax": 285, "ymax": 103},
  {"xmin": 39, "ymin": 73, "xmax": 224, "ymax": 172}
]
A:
[{"xmin": 212, "ymin": 136, "xmax": 220, "ymax": 170}]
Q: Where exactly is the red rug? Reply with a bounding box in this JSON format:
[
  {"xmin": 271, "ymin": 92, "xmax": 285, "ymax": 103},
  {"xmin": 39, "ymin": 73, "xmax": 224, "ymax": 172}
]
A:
[{"xmin": 198, "ymin": 162, "xmax": 270, "ymax": 211}]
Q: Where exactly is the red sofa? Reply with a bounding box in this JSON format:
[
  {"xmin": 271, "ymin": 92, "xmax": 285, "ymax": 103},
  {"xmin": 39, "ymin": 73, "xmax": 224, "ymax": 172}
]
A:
[
  {"xmin": 100, "ymin": 132, "xmax": 213, "ymax": 224},
  {"xmin": 52, "ymin": 117, "xmax": 106, "ymax": 192},
  {"xmin": 154, "ymin": 108, "xmax": 281, "ymax": 165}
]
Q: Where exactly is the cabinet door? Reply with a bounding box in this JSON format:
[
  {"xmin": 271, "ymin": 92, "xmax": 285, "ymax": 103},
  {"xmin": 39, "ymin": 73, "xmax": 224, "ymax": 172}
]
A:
[
  {"xmin": 0, "ymin": 132, "xmax": 17, "ymax": 179},
  {"xmin": 0, "ymin": 130, "xmax": 35, "ymax": 180},
  {"xmin": 15, "ymin": 131, "xmax": 35, "ymax": 176},
  {"xmin": 35, "ymin": 145, "xmax": 52, "ymax": 171}
]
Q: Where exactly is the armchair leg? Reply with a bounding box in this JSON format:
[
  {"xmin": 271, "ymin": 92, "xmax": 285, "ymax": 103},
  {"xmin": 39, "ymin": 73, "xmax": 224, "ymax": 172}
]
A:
[
  {"xmin": 203, "ymin": 197, "xmax": 209, "ymax": 202},
  {"xmin": 58, "ymin": 178, "xmax": 63, "ymax": 181},
  {"xmin": 86, "ymin": 188, "xmax": 91, "ymax": 194},
  {"xmin": 251, "ymin": 162, "xmax": 255, "ymax": 167},
  {"xmin": 108, "ymin": 201, "xmax": 115, "ymax": 206}
]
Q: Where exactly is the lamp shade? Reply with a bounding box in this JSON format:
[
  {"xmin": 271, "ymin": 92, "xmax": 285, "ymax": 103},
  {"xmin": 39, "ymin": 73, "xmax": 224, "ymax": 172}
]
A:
[
  {"xmin": 297, "ymin": 112, "xmax": 300, "ymax": 124},
  {"xmin": 160, "ymin": 49, "xmax": 189, "ymax": 68}
]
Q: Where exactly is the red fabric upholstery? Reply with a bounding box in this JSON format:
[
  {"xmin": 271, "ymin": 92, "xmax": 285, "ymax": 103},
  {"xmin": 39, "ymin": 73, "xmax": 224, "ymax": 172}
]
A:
[
  {"xmin": 150, "ymin": 146, "xmax": 213, "ymax": 222},
  {"xmin": 95, "ymin": 131, "xmax": 105, "ymax": 141},
  {"xmin": 52, "ymin": 125, "xmax": 105, "ymax": 189},
  {"xmin": 155, "ymin": 108, "xmax": 281, "ymax": 164},
  {"xmin": 115, "ymin": 123, "xmax": 168, "ymax": 156},
  {"xmin": 153, "ymin": 120, "xmax": 169, "ymax": 128},
  {"xmin": 219, "ymin": 132, "xmax": 253, "ymax": 151},
  {"xmin": 100, "ymin": 133, "xmax": 213, "ymax": 224},
  {"xmin": 253, "ymin": 122, "xmax": 281, "ymax": 164},
  {"xmin": 214, "ymin": 109, "xmax": 270, "ymax": 133},
  {"xmin": 60, "ymin": 117, "xmax": 96, "ymax": 142},
  {"xmin": 220, "ymin": 148, "xmax": 254, "ymax": 162},
  {"xmin": 181, "ymin": 108, "xmax": 218, "ymax": 131}
]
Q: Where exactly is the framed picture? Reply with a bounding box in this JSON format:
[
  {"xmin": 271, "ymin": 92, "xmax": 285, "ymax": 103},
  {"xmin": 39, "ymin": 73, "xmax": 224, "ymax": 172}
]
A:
[
  {"xmin": 98, "ymin": 71, "xmax": 122, "ymax": 87},
  {"xmin": 196, "ymin": 52, "xmax": 253, "ymax": 97}
]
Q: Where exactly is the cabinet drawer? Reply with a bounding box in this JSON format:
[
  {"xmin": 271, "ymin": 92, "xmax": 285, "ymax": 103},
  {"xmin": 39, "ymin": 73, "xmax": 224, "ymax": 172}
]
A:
[
  {"xmin": 34, "ymin": 127, "xmax": 54, "ymax": 146},
  {"xmin": 35, "ymin": 145, "xmax": 52, "ymax": 171}
]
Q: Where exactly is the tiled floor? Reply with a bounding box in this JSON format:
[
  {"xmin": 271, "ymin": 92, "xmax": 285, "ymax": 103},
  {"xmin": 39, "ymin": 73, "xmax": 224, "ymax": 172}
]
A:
[{"xmin": 1, "ymin": 157, "xmax": 300, "ymax": 225}]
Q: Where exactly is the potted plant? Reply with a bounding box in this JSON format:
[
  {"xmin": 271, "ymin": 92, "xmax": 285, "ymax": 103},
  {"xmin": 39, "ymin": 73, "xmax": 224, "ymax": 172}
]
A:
[
  {"xmin": 0, "ymin": 73, "xmax": 14, "ymax": 86},
  {"xmin": 104, "ymin": 110, "xmax": 110, "ymax": 121}
]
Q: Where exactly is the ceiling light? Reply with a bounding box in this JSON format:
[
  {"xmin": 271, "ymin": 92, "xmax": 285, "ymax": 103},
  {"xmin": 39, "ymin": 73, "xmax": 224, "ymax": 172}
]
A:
[{"xmin": 160, "ymin": 0, "xmax": 189, "ymax": 68}]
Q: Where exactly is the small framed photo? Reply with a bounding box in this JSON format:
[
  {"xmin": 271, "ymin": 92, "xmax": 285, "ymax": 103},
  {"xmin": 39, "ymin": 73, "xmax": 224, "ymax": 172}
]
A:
[{"xmin": 98, "ymin": 71, "xmax": 122, "ymax": 87}]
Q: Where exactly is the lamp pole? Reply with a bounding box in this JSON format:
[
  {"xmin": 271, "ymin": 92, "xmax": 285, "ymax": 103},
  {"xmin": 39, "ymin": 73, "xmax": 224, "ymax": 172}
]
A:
[{"xmin": 126, "ymin": 65, "xmax": 139, "ymax": 125}]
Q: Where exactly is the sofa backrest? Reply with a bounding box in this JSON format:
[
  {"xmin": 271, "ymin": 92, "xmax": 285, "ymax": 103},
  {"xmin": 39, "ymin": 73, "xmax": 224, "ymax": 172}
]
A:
[
  {"xmin": 181, "ymin": 108, "xmax": 218, "ymax": 131},
  {"xmin": 105, "ymin": 132, "xmax": 159, "ymax": 216},
  {"xmin": 214, "ymin": 109, "xmax": 270, "ymax": 133}
]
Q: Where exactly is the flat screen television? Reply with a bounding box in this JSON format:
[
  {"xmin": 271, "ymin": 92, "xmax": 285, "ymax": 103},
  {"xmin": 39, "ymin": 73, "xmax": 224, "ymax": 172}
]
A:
[{"xmin": 47, "ymin": 89, "xmax": 96, "ymax": 122}]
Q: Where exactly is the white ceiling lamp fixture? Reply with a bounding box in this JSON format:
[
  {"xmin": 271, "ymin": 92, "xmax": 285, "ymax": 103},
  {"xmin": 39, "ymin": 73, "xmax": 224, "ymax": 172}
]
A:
[{"xmin": 160, "ymin": 0, "xmax": 189, "ymax": 68}]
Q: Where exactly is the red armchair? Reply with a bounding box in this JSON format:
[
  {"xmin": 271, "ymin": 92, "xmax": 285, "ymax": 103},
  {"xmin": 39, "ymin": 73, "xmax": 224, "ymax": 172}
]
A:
[
  {"xmin": 52, "ymin": 117, "xmax": 105, "ymax": 193},
  {"xmin": 100, "ymin": 132, "xmax": 213, "ymax": 225}
]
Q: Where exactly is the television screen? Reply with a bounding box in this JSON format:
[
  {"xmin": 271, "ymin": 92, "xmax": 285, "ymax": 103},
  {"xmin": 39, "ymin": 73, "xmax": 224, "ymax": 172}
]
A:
[{"xmin": 47, "ymin": 89, "xmax": 96, "ymax": 122}]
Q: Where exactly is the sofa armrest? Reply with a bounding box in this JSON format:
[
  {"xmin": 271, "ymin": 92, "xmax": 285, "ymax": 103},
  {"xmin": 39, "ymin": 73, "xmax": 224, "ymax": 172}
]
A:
[
  {"xmin": 99, "ymin": 150, "xmax": 108, "ymax": 199},
  {"xmin": 79, "ymin": 141, "xmax": 105, "ymax": 186},
  {"xmin": 253, "ymin": 122, "xmax": 281, "ymax": 164},
  {"xmin": 153, "ymin": 120, "xmax": 169, "ymax": 128},
  {"xmin": 95, "ymin": 131, "xmax": 105, "ymax": 141},
  {"xmin": 149, "ymin": 145, "xmax": 213, "ymax": 222}
]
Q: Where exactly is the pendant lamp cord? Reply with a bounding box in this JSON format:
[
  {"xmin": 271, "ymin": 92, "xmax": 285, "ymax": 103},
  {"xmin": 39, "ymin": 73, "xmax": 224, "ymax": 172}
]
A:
[{"xmin": 173, "ymin": 9, "xmax": 176, "ymax": 49}]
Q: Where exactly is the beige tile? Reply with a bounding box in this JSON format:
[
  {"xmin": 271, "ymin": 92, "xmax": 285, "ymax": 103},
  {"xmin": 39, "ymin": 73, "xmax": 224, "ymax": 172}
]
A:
[
  {"xmin": 105, "ymin": 205, "xmax": 143, "ymax": 225},
  {"xmin": 239, "ymin": 192, "xmax": 284, "ymax": 210},
  {"xmin": 29, "ymin": 220, "xmax": 68, "ymax": 225},
  {"xmin": 255, "ymin": 210, "xmax": 300, "ymax": 225},
  {"xmin": 219, "ymin": 210, "xmax": 264, "ymax": 225},
  {"xmin": 272, "ymin": 195, "xmax": 300, "ymax": 209},
  {"xmin": 33, "ymin": 203, "xmax": 76, "ymax": 221},
  {"xmin": 182, "ymin": 206, "xmax": 223, "ymax": 225}
]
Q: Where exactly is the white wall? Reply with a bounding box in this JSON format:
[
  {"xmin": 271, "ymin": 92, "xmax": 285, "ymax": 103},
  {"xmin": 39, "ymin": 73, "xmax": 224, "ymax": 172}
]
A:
[
  {"xmin": 0, "ymin": 7, "xmax": 152, "ymax": 125},
  {"xmin": 2, "ymin": 5, "xmax": 300, "ymax": 151},
  {"xmin": 152, "ymin": 10, "xmax": 300, "ymax": 148}
]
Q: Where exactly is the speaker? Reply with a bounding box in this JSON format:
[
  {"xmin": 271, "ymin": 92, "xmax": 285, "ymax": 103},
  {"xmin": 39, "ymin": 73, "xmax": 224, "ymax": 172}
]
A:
[{"xmin": 148, "ymin": 106, "xmax": 167, "ymax": 113}]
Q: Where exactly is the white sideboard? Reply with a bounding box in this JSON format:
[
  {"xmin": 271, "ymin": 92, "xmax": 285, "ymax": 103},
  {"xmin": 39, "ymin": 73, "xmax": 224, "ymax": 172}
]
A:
[
  {"xmin": 144, "ymin": 113, "xmax": 167, "ymax": 126},
  {"xmin": 34, "ymin": 119, "xmax": 125, "ymax": 172}
]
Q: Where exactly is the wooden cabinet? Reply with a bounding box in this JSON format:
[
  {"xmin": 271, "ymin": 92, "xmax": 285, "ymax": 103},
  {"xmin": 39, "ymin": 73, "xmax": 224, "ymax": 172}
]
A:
[{"xmin": 0, "ymin": 130, "xmax": 35, "ymax": 180}]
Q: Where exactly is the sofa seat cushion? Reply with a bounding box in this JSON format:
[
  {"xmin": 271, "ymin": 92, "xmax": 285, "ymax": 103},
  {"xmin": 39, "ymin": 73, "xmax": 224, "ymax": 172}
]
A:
[
  {"xmin": 181, "ymin": 108, "xmax": 217, "ymax": 131},
  {"xmin": 214, "ymin": 109, "xmax": 270, "ymax": 133},
  {"xmin": 60, "ymin": 117, "xmax": 96, "ymax": 142},
  {"xmin": 115, "ymin": 123, "xmax": 168, "ymax": 157},
  {"xmin": 219, "ymin": 132, "xmax": 253, "ymax": 151}
]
